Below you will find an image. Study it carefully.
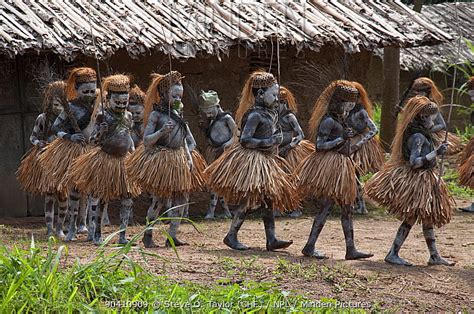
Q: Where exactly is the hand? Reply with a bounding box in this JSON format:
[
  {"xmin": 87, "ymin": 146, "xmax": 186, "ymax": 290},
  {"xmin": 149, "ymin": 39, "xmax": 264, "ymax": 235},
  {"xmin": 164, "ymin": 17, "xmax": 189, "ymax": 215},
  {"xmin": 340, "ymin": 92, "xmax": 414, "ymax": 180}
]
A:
[
  {"xmin": 343, "ymin": 128, "xmax": 355, "ymax": 139},
  {"xmin": 436, "ymin": 143, "xmax": 448, "ymax": 155},
  {"xmin": 99, "ymin": 122, "xmax": 108, "ymax": 133},
  {"xmin": 37, "ymin": 140, "xmax": 48, "ymax": 148},
  {"xmin": 290, "ymin": 138, "xmax": 301, "ymax": 148},
  {"xmin": 337, "ymin": 141, "xmax": 351, "ymax": 156},
  {"xmin": 271, "ymin": 133, "xmax": 283, "ymax": 145},
  {"xmin": 350, "ymin": 143, "xmax": 361, "ymax": 154},
  {"xmin": 71, "ymin": 133, "xmax": 86, "ymax": 144},
  {"xmin": 160, "ymin": 121, "xmax": 174, "ymax": 134}
]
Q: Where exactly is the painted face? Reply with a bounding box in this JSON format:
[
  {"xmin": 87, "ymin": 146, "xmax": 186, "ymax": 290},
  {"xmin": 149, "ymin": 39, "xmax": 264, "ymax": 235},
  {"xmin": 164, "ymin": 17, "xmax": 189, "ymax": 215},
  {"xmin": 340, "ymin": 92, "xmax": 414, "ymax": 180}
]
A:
[
  {"xmin": 109, "ymin": 92, "xmax": 129, "ymax": 113},
  {"xmin": 341, "ymin": 101, "xmax": 356, "ymax": 119},
  {"xmin": 51, "ymin": 97, "xmax": 64, "ymax": 115},
  {"xmin": 202, "ymin": 106, "xmax": 219, "ymax": 119},
  {"xmin": 417, "ymin": 113, "xmax": 438, "ymax": 130},
  {"xmin": 263, "ymin": 83, "xmax": 280, "ymax": 108},
  {"xmin": 76, "ymin": 81, "xmax": 97, "ymax": 103},
  {"xmin": 412, "ymin": 86, "xmax": 431, "ymax": 97},
  {"xmin": 128, "ymin": 104, "xmax": 144, "ymax": 122}
]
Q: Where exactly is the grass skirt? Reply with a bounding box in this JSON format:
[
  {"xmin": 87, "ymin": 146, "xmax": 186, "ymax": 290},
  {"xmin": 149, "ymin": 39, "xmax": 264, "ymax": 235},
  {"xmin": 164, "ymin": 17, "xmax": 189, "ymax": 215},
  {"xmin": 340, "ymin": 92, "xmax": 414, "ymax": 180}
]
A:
[
  {"xmin": 295, "ymin": 150, "xmax": 357, "ymax": 206},
  {"xmin": 69, "ymin": 147, "xmax": 141, "ymax": 202},
  {"xmin": 459, "ymin": 138, "xmax": 473, "ymax": 164},
  {"xmin": 126, "ymin": 145, "xmax": 205, "ymax": 198},
  {"xmin": 285, "ymin": 140, "xmax": 315, "ymax": 171},
  {"xmin": 351, "ymin": 137, "xmax": 385, "ymax": 175},
  {"xmin": 191, "ymin": 150, "xmax": 208, "ymax": 191},
  {"xmin": 205, "ymin": 144, "xmax": 298, "ymax": 212},
  {"xmin": 365, "ymin": 162, "xmax": 454, "ymax": 227},
  {"xmin": 16, "ymin": 146, "xmax": 67, "ymax": 196},
  {"xmin": 432, "ymin": 130, "xmax": 461, "ymax": 155},
  {"xmin": 38, "ymin": 138, "xmax": 90, "ymax": 193},
  {"xmin": 459, "ymin": 155, "xmax": 473, "ymax": 189}
]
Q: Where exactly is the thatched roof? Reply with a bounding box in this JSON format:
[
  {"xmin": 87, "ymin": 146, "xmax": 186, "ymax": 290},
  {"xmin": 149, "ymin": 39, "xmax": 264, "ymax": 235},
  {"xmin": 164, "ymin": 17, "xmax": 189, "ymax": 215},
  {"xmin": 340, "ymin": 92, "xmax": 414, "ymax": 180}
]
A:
[
  {"xmin": 399, "ymin": 2, "xmax": 473, "ymax": 71},
  {"xmin": 0, "ymin": 0, "xmax": 452, "ymax": 61}
]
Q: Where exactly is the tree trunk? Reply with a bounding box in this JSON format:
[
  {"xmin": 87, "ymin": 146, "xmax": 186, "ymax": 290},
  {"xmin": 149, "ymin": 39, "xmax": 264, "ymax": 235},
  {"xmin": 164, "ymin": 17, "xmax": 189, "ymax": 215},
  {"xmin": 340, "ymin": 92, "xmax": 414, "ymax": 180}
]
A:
[{"xmin": 380, "ymin": 47, "xmax": 400, "ymax": 151}]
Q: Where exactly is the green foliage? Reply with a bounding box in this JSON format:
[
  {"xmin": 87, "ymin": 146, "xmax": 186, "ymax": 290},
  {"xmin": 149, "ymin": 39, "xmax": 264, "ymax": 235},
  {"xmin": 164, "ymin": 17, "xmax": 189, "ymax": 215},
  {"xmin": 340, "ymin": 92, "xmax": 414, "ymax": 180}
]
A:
[
  {"xmin": 442, "ymin": 168, "xmax": 474, "ymax": 200},
  {"xmin": 456, "ymin": 125, "xmax": 474, "ymax": 144},
  {"xmin": 372, "ymin": 103, "xmax": 382, "ymax": 130},
  {"xmin": 1, "ymin": 237, "xmax": 353, "ymax": 312}
]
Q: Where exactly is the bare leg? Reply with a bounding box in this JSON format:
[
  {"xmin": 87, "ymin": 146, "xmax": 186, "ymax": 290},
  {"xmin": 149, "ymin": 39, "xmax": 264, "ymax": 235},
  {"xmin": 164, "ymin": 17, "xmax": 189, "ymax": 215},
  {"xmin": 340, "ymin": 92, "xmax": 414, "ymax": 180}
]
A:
[
  {"xmin": 65, "ymin": 189, "xmax": 80, "ymax": 242},
  {"xmin": 219, "ymin": 197, "xmax": 233, "ymax": 219},
  {"xmin": 142, "ymin": 195, "xmax": 164, "ymax": 248},
  {"xmin": 128, "ymin": 207, "xmax": 135, "ymax": 226},
  {"xmin": 205, "ymin": 192, "xmax": 219, "ymax": 219},
  {"xmin": 55, "ymin": 193, "xmax": 68, "ymax": 239},
  {"xmin": 44, "ymin": 194, "xmax": 55, "ymax": 237},
  {"xmin": 423, "ymin": 224, "xmax": 455, "ymax": 266},
  {"xmin": 385, "ymin": 221, "xmax": 413, "ymax": 266},
  {"xmin": 86, "ymin": 198, "xmax": 100, "ymax": 242},
  {"xmin": 262, "ymin": 207, "xmax": 293, "ymax": 251},
  {"xmin": 166, "ymin": 196, "xmax": 188, "ymax": 247},
  {"xmin": 77, "ymin": 196, "xmax": 88, "ymax": 233},
  {"xmin": 102, "ymin": 202, "xmax": 111, "ymax": 226},
  {"xmin": 223, "ymin": 200, "xmax": 249, "ymax": 250},
  {"xmin": 118, "ymin": 198, "xmax": 133, "ymax": 245},
  {"xmin": 353, "ymin": 181, "xmax": 368, "ymax": 215},
  {"xmin": 341, "ymin": 205, "xmax": 373, "ymax": 260},
  {"xmin": 93, "ymin": 201, "xmax": 104, "ymax": 245},
  {"xmin": 302, "ymin": 198, "xmax": 332, "ymax": 258}
]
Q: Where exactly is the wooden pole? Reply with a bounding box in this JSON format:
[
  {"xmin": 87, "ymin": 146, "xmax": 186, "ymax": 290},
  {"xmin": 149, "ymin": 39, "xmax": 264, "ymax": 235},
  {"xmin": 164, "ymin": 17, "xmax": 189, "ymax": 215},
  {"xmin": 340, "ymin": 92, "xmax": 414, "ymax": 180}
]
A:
[
  {"xmin": 379, "ymin": 0, "xmax": 423, "ymax": 151},
  {"xmin": 380, "ymin": 47, "xmax": 400, "ymax": 151}
]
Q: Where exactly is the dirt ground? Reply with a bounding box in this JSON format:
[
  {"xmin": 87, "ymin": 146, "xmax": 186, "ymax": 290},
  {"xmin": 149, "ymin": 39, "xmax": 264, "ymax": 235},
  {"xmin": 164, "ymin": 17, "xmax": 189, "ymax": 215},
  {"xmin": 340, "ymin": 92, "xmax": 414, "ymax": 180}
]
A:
[{"xmin": 0, "ymin": 198, "xmax": 472, "ymax": 312}]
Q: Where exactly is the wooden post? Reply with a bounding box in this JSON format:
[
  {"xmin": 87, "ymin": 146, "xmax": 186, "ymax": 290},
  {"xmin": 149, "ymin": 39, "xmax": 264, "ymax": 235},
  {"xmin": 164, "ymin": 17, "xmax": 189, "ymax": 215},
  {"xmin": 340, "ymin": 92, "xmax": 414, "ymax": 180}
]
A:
[
  {"xmin": 380, "ymin": 47, "xmax": 400, "ymax": 151},
  {"xmin": 413, "ymin": 0, "xmax": 425, "ymax": 13}
]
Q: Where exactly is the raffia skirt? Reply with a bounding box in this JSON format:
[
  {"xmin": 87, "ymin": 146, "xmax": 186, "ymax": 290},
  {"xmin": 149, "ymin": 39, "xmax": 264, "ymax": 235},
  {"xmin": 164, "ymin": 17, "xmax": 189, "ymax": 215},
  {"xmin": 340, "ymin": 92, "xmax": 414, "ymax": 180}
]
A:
[
  {"xmin": 69, "ymin": 147, "xmax": 141, "ymax": 202},
  {"xmin": 285, "ymin": 140, "xmax": 315, "ymax": 171},
  {"xmin": 365, "ymin": 162, "xmax": 454, "ymax": 227},
  {"xmin": 295, "ymin": 150, "xmax": 357, "ymax": 207},
  {"xmin": 16, "ymin": 146, "xmax": 67, "ymax": 197},
  {"xmin": 459, "ymin": 155, "xmax": 473, "ymax": 189},
  {"xmin": 432, "ymin": 130, "xmax": 461, "ymax": 155},
  {"xmin": 351, "ymin": 136, "xmax": 385, "ymax": 175},
  {"xmin": 205, "ymin": 144, "xmax": 298, "ymax": 212},
  {"xmin": 126, "ymin": 145, "xmax": 205, "ymax": 198},
  {"xmin": 38, "ymin": 138, "xmax": 91, "ymax": 193}
]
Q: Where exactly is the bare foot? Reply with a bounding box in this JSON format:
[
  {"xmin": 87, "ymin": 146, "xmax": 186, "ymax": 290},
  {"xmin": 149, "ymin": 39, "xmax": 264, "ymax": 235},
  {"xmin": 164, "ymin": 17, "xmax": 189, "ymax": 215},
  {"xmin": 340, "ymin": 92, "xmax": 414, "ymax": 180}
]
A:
[
  {"xmin": 266, "ymin": 239, "xmax": 293, "ymax": 251},
  {"xmin": 223, "ymin": 235, "xmax": 249, "ymax": 250},
  {"xmin": 302, "ymin": 248, "xmax": 328, "ymax": 259},
  {"xmin": 428, "ymin": 255, "xmax": 455, "ymax": 266},
  {"xmin": 346, "ymin": 249, "xmax": 373, "ymax": 260},
  {"xmin": 385, "ymin": 253, "xmax": 413, "ymax": 266}
]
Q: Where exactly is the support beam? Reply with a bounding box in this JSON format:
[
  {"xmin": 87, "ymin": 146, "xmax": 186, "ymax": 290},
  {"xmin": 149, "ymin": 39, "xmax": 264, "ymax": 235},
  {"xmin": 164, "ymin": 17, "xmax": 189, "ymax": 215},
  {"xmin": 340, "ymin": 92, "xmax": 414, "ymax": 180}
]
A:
[{"xmin": 380, "ymin": 47, "xmax": 400, "ymax": 151}]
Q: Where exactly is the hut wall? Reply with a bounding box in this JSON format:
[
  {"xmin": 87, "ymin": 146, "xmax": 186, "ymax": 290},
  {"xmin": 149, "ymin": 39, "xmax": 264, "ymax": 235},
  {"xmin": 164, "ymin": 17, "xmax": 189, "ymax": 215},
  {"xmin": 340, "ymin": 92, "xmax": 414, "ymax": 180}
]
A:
[{"xmin": 1, "ymin": 47, "xmax": 373, "ymax": 217}]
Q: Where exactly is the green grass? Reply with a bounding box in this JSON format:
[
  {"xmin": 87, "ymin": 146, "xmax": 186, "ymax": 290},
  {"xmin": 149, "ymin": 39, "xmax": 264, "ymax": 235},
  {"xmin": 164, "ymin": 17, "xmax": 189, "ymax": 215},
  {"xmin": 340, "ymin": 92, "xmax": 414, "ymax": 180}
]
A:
[
  {"xmin": 0, "ymin": 234, "xmax": 365, "ymax": 313},
  {"xmin": 442, "ymin": 168, "xmax": 474, "ymax": 200}
]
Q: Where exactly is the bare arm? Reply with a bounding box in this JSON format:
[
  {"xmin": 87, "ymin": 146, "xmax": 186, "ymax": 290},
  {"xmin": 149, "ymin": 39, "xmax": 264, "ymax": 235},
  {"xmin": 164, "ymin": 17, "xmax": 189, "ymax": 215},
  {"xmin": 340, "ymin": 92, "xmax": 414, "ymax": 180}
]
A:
[
  {"xmin": 30, "ymin": 114, "xmax": 46, "ymax": 146},
  {"xmin": 287, "ymin": 113, "xmax": 304, "ymax": 147},
  {"xmin": 185, "ymin": 123, "xmax": 196, "ymax": 152},
  {"xmin": 431, "ymin": 112, "xmax": 446, "ymax": 133},
  {"xmin": 52, "ymin": 111, "xmax": 69, "ymax": 139},
  {"xmin": 352, "ymin": 110, "xmax": 377, "ymax": 152},
  {"xmin": 222, "ymin": 114, "xmax": 237, "ymax": 148},
  {"xmin": 316, "ymin": 117, "xmax": 344, "ymax": 151},
  {"xmin": 409, "ymin": 133, "xmax": 439, "ymax": 169},
  {"xmin": 240, "ymin": 112, "xmax": 276, "ymax": 149},
  {"xmin": 143, "ymin": 111, "xmax": 173, "ymax": 148}
]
